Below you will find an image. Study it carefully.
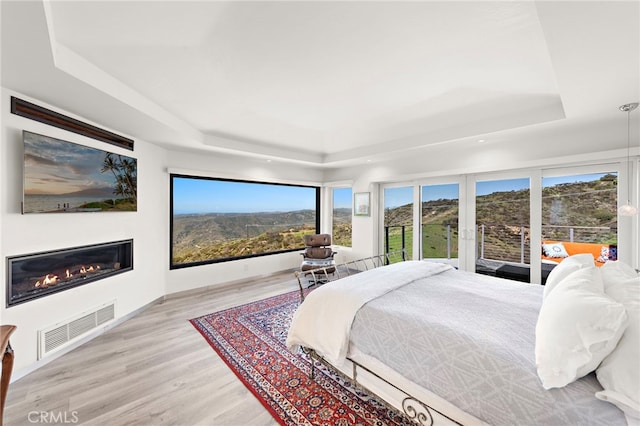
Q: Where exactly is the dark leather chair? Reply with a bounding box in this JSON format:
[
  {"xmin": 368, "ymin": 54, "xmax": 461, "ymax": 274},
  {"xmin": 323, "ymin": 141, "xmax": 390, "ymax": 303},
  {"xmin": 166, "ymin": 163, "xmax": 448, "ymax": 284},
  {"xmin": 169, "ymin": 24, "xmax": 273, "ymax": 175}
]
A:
[{"xmin": 300, "ymin": 234, "xmax": 336, "ymax": 284}]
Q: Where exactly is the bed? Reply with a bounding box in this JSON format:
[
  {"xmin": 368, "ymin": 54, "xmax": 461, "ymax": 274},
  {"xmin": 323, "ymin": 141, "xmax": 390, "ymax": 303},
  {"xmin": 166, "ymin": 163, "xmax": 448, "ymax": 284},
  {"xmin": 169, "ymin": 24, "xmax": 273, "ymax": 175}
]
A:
[{"xmin": 286, "ymin": 259, "xmax": 638, "ymax": 426}]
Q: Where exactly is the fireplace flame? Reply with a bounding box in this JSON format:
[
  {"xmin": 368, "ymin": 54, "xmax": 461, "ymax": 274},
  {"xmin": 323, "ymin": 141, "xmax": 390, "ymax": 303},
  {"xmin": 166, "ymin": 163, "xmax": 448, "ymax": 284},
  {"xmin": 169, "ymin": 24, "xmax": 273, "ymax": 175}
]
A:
[
  {"xmin": 42, "ymin": 274, "xmax": 58, "ymax": 287},
  {"xmin": 33, "ymin": 264, "xmax": 102, "ymax": 288}
]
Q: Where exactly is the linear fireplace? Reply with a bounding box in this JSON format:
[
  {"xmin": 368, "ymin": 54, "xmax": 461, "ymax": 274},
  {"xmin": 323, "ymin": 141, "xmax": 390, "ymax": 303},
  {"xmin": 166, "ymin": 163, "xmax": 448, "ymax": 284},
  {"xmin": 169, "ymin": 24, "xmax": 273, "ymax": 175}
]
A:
[{"xmin": 7, "ymin": 239, "xmax": 133, "ymax": 307}]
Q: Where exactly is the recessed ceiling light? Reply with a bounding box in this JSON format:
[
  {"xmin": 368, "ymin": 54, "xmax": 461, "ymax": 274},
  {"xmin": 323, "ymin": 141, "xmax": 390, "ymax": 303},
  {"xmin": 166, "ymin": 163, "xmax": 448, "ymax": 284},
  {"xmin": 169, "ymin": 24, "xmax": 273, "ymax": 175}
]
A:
[
  {"xmin": 477, "ymin": 139, "xmax": 486, "ymax": 143},
  {"xmin": 266, "ymin": 159, "xmax": 272, "ymax": 163}
]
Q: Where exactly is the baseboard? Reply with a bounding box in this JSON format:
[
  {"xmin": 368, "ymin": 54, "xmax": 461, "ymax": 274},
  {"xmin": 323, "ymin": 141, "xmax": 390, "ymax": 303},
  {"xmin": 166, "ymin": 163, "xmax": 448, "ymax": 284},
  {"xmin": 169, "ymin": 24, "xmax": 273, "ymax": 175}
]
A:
[
  {"xmin": 164, "ymin": 269, "xmax": 297, "ymax": 300},
  {"xmin": 10, "ymin": 295, "xmax": 164, "ymax": 383}
]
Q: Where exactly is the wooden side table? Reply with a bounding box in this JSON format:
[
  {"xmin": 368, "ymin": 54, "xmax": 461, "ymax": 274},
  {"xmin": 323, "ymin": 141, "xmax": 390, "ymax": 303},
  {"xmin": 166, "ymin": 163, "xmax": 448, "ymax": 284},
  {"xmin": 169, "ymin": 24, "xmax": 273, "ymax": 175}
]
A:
[{"xmin": 0, "ymin": 325, "xmax": 17, "ymax": 426}]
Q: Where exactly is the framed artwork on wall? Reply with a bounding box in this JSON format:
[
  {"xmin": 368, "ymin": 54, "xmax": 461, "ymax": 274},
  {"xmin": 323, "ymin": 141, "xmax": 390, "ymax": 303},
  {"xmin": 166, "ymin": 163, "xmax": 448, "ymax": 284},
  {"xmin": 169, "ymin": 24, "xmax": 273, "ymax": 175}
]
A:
[
  {"xmin": 22, "ymin": 131, "xmax": 137, "ymax": 213},
  {"xmin": 354, "ymin": 192, "xmax": 370, "ymax": 217}
]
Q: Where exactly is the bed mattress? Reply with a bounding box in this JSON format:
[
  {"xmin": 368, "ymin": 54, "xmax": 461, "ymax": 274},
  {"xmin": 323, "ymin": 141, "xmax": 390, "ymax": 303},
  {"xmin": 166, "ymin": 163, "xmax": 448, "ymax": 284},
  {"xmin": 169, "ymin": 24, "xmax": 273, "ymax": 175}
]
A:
[{"xmin": 349, "ymin": 268, "xmax": 627, "ymax": 425}]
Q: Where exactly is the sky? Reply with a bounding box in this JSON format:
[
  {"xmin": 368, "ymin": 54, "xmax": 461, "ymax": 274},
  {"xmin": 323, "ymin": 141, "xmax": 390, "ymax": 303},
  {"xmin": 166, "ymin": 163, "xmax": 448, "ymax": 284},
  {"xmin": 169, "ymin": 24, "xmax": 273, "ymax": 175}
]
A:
[
  {"xmin": 541, "ymin": 173, "xmax": 614, "ymax": 187},
  {"xmin": 172, "ymin": 177, "xmax": 317, "ymax": 214},
  {"xmin": 333, "ymin": 187, "xmax": 352, "ymax": 209},
  {"xmin": 422, "ymin": 183, "xmax": 459, "ymax": 202},
  {"xmin": 23, "ymin": 131, "xmax": 130, "ymax": 196},
  {"xmin": 173, "ymin": 173, "xmax": 616, "ymax": 213},
  {"xmin": 386, "ymin": 184, "xmax": 461, "ymax": 208},
  {"xmin": 476, "ymin": 178, "xmax": 530, "ymax": 197},
  {"xmin": 384, "ymin": 186, "xmax": 413, "ymax": 208}
]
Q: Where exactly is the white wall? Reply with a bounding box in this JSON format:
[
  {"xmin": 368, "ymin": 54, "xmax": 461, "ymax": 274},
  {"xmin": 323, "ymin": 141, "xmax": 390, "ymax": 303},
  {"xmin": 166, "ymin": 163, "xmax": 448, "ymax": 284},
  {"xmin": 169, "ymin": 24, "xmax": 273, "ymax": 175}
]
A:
[{"xmin": 0, "ymin": 89, "xmax": 168, "ymax": 375}]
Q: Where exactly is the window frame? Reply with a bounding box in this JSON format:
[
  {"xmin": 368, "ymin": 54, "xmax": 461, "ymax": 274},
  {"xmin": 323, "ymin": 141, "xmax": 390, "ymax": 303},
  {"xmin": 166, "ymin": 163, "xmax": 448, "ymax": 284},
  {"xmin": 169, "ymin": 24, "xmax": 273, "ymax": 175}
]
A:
[
  {"xmin": 378, "ymin": 160, "xmax": 630, "ymax": 281},
  {"xmin": 169, "ymin": 173, "xmax": 320, "ymax": 269}
]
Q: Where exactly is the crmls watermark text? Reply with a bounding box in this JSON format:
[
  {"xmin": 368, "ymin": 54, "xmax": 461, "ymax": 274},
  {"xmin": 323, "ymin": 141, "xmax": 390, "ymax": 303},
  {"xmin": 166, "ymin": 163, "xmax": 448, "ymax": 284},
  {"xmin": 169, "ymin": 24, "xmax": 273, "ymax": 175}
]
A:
[{"xmin": 28, "ymin": 411, "xmax": 79, "ymax": 424}]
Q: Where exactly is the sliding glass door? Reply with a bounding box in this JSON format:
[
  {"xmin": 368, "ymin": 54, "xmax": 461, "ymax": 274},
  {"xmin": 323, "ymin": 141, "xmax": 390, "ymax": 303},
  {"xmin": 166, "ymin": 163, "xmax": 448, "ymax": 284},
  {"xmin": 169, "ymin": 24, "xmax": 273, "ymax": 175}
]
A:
[
  {"xmin": 541, "ymin": 171, "xmax": 618, "ymax": 282},
  {"xmin": 475, "ymin": 177, "xmax": 530, "ymax": 280},
  {"xmin": 379, "ymin": 162, "xmax": 628, "ymax": 281},
  {"xmin": 421, "ymin": 183, "xmax": 459, "ymax": 267},
  {"xmin": 383, "ymin": 186, "xmax": 414, "ymax": 261}
]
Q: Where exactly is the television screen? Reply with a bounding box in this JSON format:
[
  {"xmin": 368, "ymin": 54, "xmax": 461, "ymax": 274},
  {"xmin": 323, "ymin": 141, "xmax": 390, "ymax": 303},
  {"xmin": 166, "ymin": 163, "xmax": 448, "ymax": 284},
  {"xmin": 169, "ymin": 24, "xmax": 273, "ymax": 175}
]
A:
[{"xmin": 22, "ymin": 130, "xmax": 137, "ymax": 213}]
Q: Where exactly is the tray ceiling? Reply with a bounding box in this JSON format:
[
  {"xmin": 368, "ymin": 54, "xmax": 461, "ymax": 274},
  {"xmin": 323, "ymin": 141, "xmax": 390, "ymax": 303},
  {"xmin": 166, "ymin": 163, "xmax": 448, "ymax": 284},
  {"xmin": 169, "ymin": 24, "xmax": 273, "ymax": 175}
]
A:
[{"xmin": 2, "ymin": 1, "xmax": 638, "ymax": 167}]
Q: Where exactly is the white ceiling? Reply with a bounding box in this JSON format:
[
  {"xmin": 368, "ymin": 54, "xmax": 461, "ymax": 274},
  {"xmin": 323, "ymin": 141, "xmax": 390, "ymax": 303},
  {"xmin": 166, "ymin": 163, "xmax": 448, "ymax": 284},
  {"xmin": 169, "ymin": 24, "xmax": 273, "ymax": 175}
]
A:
[{"xmin": 2, "ymin": 1, "xmax": 639, "ymax": 167}]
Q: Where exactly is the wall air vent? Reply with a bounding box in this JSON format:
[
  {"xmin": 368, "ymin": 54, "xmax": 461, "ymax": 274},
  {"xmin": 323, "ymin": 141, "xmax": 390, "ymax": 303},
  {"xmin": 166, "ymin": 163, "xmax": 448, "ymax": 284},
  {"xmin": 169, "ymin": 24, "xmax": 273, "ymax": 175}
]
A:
[{"xmin": 38, "ymin": 301, "xmax": 116, "ymax": 359}]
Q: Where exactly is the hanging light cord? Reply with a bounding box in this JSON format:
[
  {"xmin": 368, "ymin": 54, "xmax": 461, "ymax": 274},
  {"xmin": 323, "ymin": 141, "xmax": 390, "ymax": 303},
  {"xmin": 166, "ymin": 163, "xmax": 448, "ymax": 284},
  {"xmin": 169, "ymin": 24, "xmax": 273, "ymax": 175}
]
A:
[
  {"xmin": 620, "ymin": 102, "xmax": 638, "ymax": 206},
  {"xmin": 626, "ymin": 107, "xmax": 631, "ymax": 204}
]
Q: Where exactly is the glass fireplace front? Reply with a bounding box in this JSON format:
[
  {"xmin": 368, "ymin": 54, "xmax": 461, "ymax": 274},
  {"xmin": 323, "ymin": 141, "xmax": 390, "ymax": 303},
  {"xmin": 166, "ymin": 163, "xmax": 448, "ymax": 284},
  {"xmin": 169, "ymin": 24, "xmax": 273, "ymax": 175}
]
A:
[{"xmin": 7, "ymin": 239, "xmax": 133, "ymax": 307}]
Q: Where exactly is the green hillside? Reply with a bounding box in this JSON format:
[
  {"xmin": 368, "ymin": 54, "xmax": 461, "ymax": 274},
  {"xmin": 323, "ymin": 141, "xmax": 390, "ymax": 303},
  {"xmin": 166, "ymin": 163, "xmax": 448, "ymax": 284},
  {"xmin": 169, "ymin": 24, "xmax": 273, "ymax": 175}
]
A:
[
  {"xmin": 172, "ymin": 210, "xmax": 317, "ymax": 264},
  {"xmin": 384, "ymin": 175, "xmax": 618, "ymax": 262},
  {"xmin": 173, "ymin": 175, "xmax": 618, "ymax": 265}
]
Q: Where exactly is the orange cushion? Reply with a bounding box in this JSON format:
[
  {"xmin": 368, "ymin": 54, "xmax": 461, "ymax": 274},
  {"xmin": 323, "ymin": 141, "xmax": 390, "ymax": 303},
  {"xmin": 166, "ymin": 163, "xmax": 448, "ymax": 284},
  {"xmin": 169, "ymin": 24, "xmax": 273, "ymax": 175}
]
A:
[{"xmin": 542, "ymin": 241, "xmax": 611, "ymax": 267}]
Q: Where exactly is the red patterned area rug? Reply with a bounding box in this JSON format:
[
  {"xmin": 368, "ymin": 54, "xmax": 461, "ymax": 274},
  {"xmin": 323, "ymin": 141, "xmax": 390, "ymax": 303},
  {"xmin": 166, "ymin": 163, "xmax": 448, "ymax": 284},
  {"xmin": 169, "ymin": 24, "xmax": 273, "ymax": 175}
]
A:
[{"xmin": 190, "ymin": 290, "xmax": 411, "ymax": 425}]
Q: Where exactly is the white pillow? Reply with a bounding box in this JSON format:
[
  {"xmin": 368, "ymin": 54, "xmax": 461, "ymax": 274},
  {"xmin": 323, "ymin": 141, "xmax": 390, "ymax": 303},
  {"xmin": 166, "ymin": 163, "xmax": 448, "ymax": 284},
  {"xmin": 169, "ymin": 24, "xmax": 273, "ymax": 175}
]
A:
[
  {"xmin": 535, "ymin": 266, "xmax": 628, "ymax": 389},
  {"xmin": 601, "ymin": 260, "xmax": 639, "ymax": 292},
  {"xmin": 543, "ymin": 253, "xmax": 595, "ymax": 299},
  {"xmin": 596, "ymin": 268, "xmax": 640, "ymax": 419},
  {"xmin": 543, "ymin": 242, "xmax": 570, "ymax": 258}
]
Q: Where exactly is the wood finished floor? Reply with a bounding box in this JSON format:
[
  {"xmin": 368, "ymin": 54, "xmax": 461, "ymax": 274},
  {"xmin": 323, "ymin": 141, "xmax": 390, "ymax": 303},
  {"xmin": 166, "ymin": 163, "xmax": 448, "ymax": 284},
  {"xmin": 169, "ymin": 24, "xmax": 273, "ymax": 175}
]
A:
[{"xmin": 4, "ymin": 271, "xmax": 302, "ymax": 426}]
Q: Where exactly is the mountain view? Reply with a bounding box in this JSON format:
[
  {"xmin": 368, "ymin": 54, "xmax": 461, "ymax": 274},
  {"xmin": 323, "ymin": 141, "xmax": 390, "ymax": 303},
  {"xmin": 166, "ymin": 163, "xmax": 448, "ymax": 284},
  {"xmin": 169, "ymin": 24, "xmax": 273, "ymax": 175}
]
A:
[
  {"xmin": 332, "ymin": 208, "xmax": 352, "ymax": 246},
  {"xmin": 172, "ymin": 210, "xmax": 318, "ymax": 264},
  {"xmin": 385, "ymin": 174, "xmax": 618, "ymax": 263},
  {"xmin": 172, "ymin": 175, "xmax": 618, "ymax": 266}
]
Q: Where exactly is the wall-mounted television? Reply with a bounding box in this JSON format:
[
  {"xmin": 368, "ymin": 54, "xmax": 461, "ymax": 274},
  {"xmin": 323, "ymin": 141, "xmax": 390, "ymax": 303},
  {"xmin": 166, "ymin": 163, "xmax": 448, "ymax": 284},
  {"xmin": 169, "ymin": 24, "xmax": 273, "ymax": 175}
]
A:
[{"xmin": 22, "ymin": 131, "xmax": 137, "ymax": 214}]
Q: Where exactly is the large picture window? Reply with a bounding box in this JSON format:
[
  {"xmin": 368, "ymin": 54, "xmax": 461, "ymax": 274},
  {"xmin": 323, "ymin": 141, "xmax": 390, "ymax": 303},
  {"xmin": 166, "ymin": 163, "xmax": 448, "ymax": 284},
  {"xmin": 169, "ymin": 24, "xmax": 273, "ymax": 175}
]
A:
[{"xmin": 170, "ymin": 175, "xmax": 320, "ymax": 268}]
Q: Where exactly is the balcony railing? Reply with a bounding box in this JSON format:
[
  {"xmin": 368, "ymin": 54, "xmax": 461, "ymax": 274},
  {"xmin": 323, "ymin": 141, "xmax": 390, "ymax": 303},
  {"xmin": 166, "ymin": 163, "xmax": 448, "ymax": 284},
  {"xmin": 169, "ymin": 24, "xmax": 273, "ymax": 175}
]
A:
[
  {"xmin": 384, "ymin": 225, "xmax": 412, "ymax": 262},
  {"xmin": 477, "ymin": 223, "xmax": 617, "ymax": 264},
  {"xmin": 384, "ymin": 224, "xmax": 458, "ymax": 262},
  {"xmin": 385, "ymin": 224, "xmax": 616, "ymax": 265},
  {"xmin": 422, "ymin": 224, "xmax": 458, "ymax": 260},
  {"xmin": 477, "ymin": 224, "xmax": 530, "ymax": 264}
]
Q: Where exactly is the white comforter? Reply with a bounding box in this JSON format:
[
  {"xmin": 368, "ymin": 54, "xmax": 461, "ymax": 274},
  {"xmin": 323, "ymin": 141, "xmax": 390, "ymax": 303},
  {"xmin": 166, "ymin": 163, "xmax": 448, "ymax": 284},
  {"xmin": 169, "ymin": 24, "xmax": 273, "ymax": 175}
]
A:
[{"xmin": 286, "ymin": 260, "xmax": 453, "ymax": 365}]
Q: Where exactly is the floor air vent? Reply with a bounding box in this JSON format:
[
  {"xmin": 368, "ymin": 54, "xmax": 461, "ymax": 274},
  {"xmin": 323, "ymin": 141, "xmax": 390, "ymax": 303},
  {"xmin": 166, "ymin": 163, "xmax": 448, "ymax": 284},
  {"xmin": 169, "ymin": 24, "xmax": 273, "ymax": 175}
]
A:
[{"xmin": 38, "ymin": 301, "xmax": 116, "ymax": 359}]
